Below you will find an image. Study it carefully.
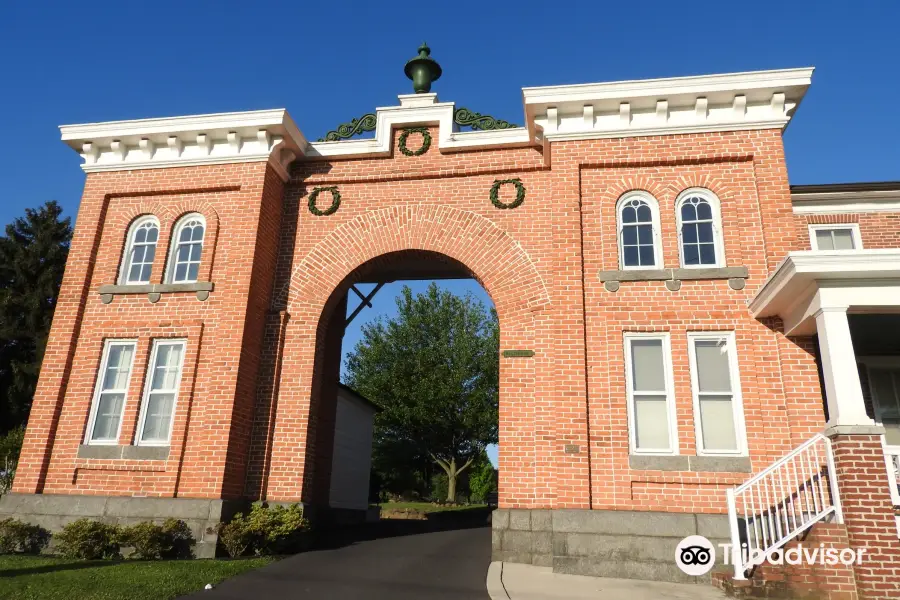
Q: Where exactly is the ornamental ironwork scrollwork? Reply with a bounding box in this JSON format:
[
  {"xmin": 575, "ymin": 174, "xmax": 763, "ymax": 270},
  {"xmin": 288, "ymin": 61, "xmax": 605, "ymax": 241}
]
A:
[
  {"xmin": 455, "ymin": 108, "xmax": 519, "ymax": 131},
  {"xmin": 317, "ymin": 114, "xmax": 377, "ymax": 142},
  {"xmin": 398, "ymin": 127, "xmax": 431, "ymax": 156},
  {"xmin": 308, "ymin": 186, "xmax": 341, "ymax": 216},
  {"xmin": 490, "ymin": 179, "xmax": 526, "ymax": 210}
]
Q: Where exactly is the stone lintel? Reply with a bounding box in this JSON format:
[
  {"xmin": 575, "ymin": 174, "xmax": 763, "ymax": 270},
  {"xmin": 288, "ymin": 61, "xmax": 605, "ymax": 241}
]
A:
[
  {"xmin": 98, "ymin": 282, "xmax": 214, "ymax": 295},
  {"xmin": 77, "ymin": 444, "xmax": 170, "ymax": 461},
  {"xmin": 629, "ymin": 454, "xmax": 751, "ymax": 472},
  {"xmin": 598, "ymin": 266, "xmax": 749, "ymax": 283}
]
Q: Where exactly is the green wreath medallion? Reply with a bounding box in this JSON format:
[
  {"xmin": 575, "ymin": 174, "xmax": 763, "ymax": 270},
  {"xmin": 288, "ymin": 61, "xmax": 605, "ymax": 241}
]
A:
[
  {"xmin": 308, "ymin": 186, "xmax": 341, "ymax": 216},
  {"xmin": 398, "ymin": 127, "xmax": 431, "ymax": 156},
  {"xmin": 490, "ymin": 178, "xmax": 526, "ymax": 209}
]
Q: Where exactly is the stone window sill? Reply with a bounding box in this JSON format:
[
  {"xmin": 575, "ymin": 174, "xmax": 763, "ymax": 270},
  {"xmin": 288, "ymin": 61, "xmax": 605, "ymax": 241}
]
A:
[
  {"xmin": 598, "ymin": 266, "xmax": 748, "ymax": 292},
  {"xmin": 629, "ymin": 454, "xmax": 751, "ymax": 473},
  {"xmin": 77, "ymin": 444, "xmax": 170, "ymax": 461},
  {"xmin": 98, "ymin": 282, "xmax": 214, "ymax": 304}
]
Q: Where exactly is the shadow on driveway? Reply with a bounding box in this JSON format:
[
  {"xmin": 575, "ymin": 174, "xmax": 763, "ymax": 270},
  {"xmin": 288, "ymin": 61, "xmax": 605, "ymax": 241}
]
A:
[{"xmin": 182, "ymin": 510, "xmax": 492, "ymax": 599}]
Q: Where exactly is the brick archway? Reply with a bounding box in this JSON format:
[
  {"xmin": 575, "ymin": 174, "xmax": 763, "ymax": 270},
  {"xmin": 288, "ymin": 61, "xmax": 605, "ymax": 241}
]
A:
[{"xmin": 258, "ymin": 204, "xmax": 550, "ymax": 507}]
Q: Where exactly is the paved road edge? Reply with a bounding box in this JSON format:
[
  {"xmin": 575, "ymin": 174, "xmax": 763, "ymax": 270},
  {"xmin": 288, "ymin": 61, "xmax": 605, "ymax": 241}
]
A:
[{"xmin": 486, "ymin": 561, "xmax": 511, "ymax": 600}]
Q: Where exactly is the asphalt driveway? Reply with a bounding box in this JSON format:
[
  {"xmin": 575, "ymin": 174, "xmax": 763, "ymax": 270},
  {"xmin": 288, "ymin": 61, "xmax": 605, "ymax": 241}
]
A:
[{"xmin": 183, "ymin": 520, "xmax": 491, "ymax": 599}]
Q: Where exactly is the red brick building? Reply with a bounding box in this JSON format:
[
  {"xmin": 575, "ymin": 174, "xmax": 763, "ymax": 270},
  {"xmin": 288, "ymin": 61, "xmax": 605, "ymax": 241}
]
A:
[{"xmin": 2, "ymin": 55, "xmax": 898, "ymax": 597}]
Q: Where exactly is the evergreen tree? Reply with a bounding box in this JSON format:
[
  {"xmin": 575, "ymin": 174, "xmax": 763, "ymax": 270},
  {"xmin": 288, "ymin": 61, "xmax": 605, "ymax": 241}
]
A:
[
  {"xmin": 0, "ymin": 201, "xmax": 72, "ymax": 432},
  {"xmin": 467, "ymin": 450, "xmax": 497, "ymax": 503}
]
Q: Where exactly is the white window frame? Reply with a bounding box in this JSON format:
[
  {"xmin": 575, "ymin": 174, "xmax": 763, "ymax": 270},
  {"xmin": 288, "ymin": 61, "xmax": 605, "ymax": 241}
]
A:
[
  {"xmin": 624, "ymin": 332, "xmax": 679, "ymax": 455},
  {"xmin": 84, "ymin": 339, "xmax": 137, "ymax": 445},
  {"xmin": 118, "ymin": 216, "xmax": 160, "ymax": 285},
  {"xmin": 675, "ymin": 188, "xmax": 726, "ymax": 269},
  {"xmin": 808, "ymin": 223, "xmax": 862, "ymax": 251},
  {"xmin": 617, "ymin": 191, "xmax": 664, "ymax": 270},
  {"xmin": 687, "ymin": 331, "xmax": 748, "ymax": 456},
  {"xmin": 165, "ymin": 213, "xmax": 206, "ymax": 284},
  {"xmin": 135, "ymin": 339, "xmax": 187, "ymax": 446}
]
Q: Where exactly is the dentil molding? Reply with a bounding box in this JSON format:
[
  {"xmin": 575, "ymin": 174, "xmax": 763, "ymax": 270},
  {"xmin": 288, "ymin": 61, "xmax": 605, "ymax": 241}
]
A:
[
  {"xmin": 59, "ymin": 68, "xmax": 815, "ymax": 172},
  {"xmin": 60, "ymin": 109, "xmax": 307, "ymax": 181}
]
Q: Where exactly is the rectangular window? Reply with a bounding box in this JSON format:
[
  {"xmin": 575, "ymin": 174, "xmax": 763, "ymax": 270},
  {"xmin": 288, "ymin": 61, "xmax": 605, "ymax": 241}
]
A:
[
  {"xmin": 808, "ymin": 224, "xmax": 861, "ymax": 251},
  {"xmin": 86, "ymin": 340, "xmax": 136, "ymax": 444},
  {"xmin": 624, "ymin": 334, "xmax": 676, "ymax": 454},
  {"xmin": 136, "ymin": 340, "xmax": 186, "ymax": 445},
  {"xmin": 688, "ymin": 333, "xmax": 746, "ymax": 455}
]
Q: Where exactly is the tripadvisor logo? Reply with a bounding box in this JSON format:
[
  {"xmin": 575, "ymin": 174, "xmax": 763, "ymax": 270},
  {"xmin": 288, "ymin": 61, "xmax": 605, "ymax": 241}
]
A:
[
  {"xmin": 676, "ymin": 535, "xmax": 716, "ymax": 576},
  {"xmin": 675, "ymin": 535, "xmax": 866, "ymax": 576}
]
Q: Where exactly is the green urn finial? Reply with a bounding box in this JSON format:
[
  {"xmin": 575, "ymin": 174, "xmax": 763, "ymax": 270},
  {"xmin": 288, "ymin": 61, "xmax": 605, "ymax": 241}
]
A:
[{"xmin": 404, "ymin": 42, "xmax": 442, "ymax": 94}]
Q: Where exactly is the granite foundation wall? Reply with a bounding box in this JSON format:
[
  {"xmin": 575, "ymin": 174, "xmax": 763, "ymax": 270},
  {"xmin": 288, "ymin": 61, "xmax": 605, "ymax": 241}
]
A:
[
  {"xmin": 0, "ymin": 493, "xmax": 246, "ymax": 558},
  {"xmin": 492, "ymin": 508, "xmax": 730, "ymax": 584}
]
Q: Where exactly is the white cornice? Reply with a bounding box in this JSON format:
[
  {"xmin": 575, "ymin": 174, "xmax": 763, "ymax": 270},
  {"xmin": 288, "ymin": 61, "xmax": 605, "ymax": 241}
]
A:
[
  {"xmin": 749, "ymin": 250, "xmax": 900, "ymax": 320},
  {"xmin": 60, "ymin": 109, "xmax": 308, "ymax": 181},
  {"xmin": 304, "ymin": 94, "xmax": 533, "ymax": 160},
  {"xmin": 522, "ymin": 67, "xmax": 814, "ymax": 145},
  {"xmin": 792, "ymin": 188, "xmax": 900, "ymax": 214},
  {"xmin": 58, "ymin": 67, "xmax": 816, "ymax": 174}
]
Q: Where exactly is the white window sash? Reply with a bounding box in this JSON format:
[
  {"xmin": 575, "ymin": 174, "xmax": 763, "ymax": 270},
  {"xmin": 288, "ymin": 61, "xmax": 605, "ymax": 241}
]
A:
[
  {"xmin": 166, "ymin": 215, "xmax": 205, "ymax": 284},
  {"xmin": 617, "ymin": 193, "xmax": 663, "ymax": 271},
  {"xmin": 119, "ymin": 218, "xmax": 159, "ymax": 285},
  {"xmin": 808, "ymin": 224, "xmax": 862, "ymax": 251},
  {"xmin": 624, "ymin": 333, "xmax": 678, "ymax": 455},
  {"xmin": 84, "ymin": 340, "xmax": 137, "ymax": 445},
  {"xmin": 676, "ymin": 189, "xmax": 725, "ymax": 269},
  {"xmin": 135, "ymin": 340, "xmax": 187, "ymax": 446},
  {"xmin": 688, "ymin": 332, "xmax": 747, "ymax": 456}
]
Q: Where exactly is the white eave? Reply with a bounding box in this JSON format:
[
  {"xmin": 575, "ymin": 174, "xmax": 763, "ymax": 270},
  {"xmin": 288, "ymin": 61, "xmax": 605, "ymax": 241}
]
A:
[
  {"xmin": 791, "ymin": 184, "xmax": 900, "ymax": 214},
  {"xmin": 60, "ymin": 109, "xmax": 309, "ymax": 181},
  {"xmin": 749, "ymin": 250, "xmax": 900, "ymax": 333},
  {"xmin": 522, "ymin": 67, "xmax": 814, "ymax": 143},
  {"xmin": 59, "ymin": 67, "xmax": 816, "ymax": 172}
]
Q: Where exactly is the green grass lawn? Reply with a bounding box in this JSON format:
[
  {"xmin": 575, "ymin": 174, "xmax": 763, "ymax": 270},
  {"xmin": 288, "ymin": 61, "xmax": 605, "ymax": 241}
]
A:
[
  {"xmin": 0, "ymin": 554, "xmax": 274, "ymax": 600},
  {"xmin": 378, "ymin": 501, "xmax": 488, "ymax": 513}
]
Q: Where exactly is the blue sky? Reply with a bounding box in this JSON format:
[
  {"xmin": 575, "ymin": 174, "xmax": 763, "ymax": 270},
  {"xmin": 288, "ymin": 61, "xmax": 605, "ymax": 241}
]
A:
[{"xmin": 3, "ymin": 1, "xmax": 898, "ymax": 469}]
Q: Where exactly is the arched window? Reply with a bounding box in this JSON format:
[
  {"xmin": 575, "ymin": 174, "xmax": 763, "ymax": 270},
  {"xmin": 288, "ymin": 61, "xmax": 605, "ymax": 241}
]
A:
[
  {"xmin": 166, "ymin": 214, "xmax": 206, "ymax": 283},
  {"xmin": 120, "ymin": 216, "xmax": 159, "ymax": 284},
  {"xmin": 676, "ymin": 189, "xmax": 724, "ymax": 268},
  {"xmin": 617, "ymin": 192, "xmax": 662, "ymax": 269}
]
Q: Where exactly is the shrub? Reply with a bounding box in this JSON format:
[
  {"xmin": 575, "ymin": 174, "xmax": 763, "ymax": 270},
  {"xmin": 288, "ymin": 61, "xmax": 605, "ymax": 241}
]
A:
[
  {"xmin": 216, "ymin": 513, "xmax": 253, "ymax": 558},
  {"xmin": 246, "ymin": 503, "xmax": 309, "ymax": 555},
  {"xmin": 160, "ymin": 518, "xmax": 195, "ymax": 559},
  {"xmin": 217, "ymin": 503, "xmax": 310, "ymax": 557},
  {"xmin": 0, "ymin": 518, "xmax": 50, "ymax": 554},
  {"xmin": 119, "ymin": 521, "xmax": 167, "ymax": 560},
  {"xmin": 119, "ymin": 518, "xmax": 195, "ymax": 560},
  {"xmin": 0, "ymin": 427, "xmax": 25, "ymax": 496},
  {"xmin": 55, "ymin": 518, "xmax": 121, "ymax": 559}
]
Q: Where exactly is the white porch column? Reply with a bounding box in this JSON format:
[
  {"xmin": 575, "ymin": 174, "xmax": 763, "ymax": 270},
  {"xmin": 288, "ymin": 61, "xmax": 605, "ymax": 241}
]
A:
[{"xmin": 815, "ymin": 307, "xmax": 874, "ymax": 427}]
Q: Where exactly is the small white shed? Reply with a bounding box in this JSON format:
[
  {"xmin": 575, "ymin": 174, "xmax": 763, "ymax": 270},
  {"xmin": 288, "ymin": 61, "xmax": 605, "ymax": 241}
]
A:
[{"xmin": 328, "ymin": 383, "xmax": 380, "ymax": 512}]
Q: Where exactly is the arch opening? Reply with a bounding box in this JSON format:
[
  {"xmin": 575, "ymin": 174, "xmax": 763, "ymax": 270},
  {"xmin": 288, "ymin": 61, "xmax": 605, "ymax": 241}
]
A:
[{"xmin": 302, "ymin": 249, "xmax": 500, "ymax": 522}]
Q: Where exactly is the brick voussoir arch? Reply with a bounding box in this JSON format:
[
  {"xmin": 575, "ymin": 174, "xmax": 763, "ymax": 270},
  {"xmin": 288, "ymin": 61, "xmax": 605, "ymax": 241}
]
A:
[
  {"xmin": 606, "ymin": 178, "xmax": 670, "ymax": 203},
  {"xmin": 278, "ymin": 204, "xmax": 551, "ymax": 321},
  {"xmin": 665, "ymin": 173, "xmax": 736, "ymax": 203}
]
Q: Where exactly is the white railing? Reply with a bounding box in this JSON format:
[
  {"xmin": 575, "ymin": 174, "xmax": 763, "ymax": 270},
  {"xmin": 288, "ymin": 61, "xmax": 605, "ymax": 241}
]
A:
[{"xmin": 726, "ymin": 434, "xmax": 842, "ymax": 579}]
